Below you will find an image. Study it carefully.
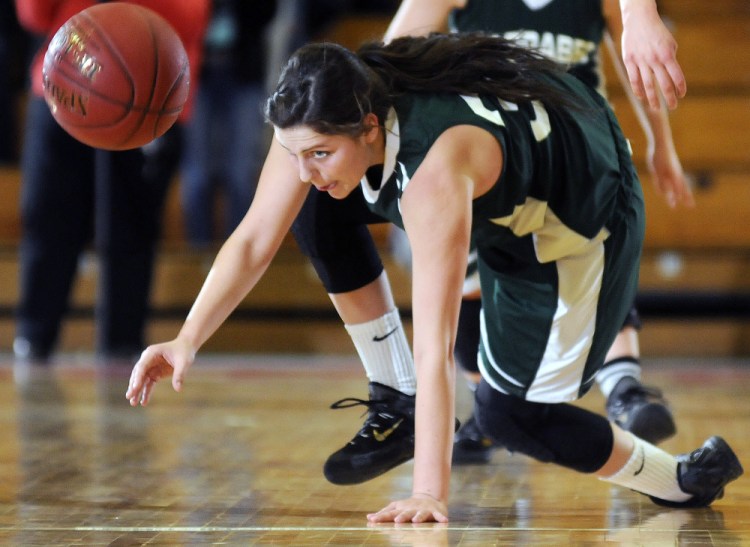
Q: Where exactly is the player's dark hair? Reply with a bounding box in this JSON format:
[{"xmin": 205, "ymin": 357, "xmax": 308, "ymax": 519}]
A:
[{"xmin": 266, "ymin": 33, "xmax": 579, "ymax": 137}]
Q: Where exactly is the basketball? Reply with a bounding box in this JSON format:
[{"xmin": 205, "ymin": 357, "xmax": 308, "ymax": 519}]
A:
[{"xmin": 42, "ymin": 2, "xmax": 189, "ymax": 150}]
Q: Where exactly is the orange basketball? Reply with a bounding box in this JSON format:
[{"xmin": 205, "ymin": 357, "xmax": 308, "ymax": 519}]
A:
[{"xmin": 42, "ymin": 2, "xmax": 189, "ymax": 150}]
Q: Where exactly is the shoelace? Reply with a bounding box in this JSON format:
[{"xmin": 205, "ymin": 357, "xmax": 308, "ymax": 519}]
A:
[
  {"xmin": 329, "ymin": 397, "xmax": 395, "ymax": 439},
  {"xmin": 329, "ymin": 396, "xmax": 387, "ymax": 411}
]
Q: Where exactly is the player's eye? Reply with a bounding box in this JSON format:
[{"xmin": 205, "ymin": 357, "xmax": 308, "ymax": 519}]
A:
[{"xmin": 311, "ymin": 150, "xmax": 329, "ymax": 159}]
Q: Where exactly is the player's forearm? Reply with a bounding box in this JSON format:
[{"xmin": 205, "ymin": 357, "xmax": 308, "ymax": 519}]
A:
[
  {"xmin": 619, "ymin": 0, "xmax": 660, "ymax": 21},
  {"xmin": 643, "ymin": 102, "xmax": 676, "ymax": 150},
  {"xmin": 384, "ymin": 0, "xmax": 455, "ymax": 42},
  {"xmin": 177, "ymin": 235, "xmax": 274, "ymax": 353},
  {"xmin": 412, "ymin": 356, "xmax": 455, "ymax": 502}
]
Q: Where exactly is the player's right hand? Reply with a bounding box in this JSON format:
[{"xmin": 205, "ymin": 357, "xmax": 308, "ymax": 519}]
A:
[{"xmin": 126, "ymin": 339, "xmax": 195, "ymax": 406}]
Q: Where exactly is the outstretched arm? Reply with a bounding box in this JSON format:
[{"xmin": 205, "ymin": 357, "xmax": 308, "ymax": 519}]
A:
[
  {"xmin": 367, "ymin": 125, "xmax": 502, "ymax": 523},
  {"xmin": 126, "ymin": 139, "xmax": 309, "ymax": 406},
  {"xmin": 604, "ymin": 0, "xmax": 693, "ymax": 208},
  {"xmin": 619, "ymin": 0, "xmax": 686, "ymax": 110}
]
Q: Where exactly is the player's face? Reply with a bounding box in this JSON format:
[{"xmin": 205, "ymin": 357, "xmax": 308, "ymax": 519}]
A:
[{"xmin": 274, "ymin": 124, "xmax": 379, "ymax": 200}]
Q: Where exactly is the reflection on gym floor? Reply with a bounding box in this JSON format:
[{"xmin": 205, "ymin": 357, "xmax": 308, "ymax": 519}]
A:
[{"xmin": 1, "ymin": 355, "xmax": 748, "ymax": 545}]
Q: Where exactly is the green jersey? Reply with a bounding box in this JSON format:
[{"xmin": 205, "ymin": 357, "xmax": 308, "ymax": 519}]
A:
[
  {"xmin": 450, "ymin": 0, "xmax": 606, "ymax": 93},
  {"xmin": 362, "ymin": 70, "xmax": 632, "ymax": 271},
  {"xmin": 360, "ymin": 70, "xmax": 644, "ymax": 401}
]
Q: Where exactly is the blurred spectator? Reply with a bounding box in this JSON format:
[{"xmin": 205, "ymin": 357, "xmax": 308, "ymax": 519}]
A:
[
  {"xmin": 181, "ymin": 0, "xmax": 391, "ymax": 247},
  {"xmin": 0, "ymin": 0, "xmax": 28, "ymax": 164},
  {"xmin": 179, "ymin": 0, "xmax": 277, "ymax": 247}
]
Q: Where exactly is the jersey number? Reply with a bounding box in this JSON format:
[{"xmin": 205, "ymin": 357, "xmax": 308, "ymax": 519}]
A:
[{"xmin": 460, "ymin": 95, "xmax": 551, "ymax": 142}]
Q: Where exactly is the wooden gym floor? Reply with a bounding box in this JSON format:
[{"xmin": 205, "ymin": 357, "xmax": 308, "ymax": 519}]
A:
[{"xmin": 0, "ymin": 353, "xmax": 748, "ymax": 546}]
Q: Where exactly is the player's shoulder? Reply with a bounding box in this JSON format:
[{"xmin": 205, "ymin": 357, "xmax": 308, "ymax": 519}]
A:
[{"xmin": 396, "ymin": 92, "xmax": 496, "ymax": 128}]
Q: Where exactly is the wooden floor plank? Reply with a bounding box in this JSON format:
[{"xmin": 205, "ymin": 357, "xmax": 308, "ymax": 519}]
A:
[{"xmin": 0, "ymin": 354, "xmax": 748, "ymax": 545}]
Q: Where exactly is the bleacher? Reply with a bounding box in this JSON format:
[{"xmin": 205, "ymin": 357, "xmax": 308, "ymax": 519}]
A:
[{"xmin": 1, "ymin": 1, "xmax": 748, "ymax": 356}]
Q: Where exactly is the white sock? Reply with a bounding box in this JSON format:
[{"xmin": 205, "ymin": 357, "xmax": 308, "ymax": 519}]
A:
[
  {"xmin": 345, "ymin": 308, "xmax": 416, "ymax": 395},
  {"xmin": 596, "ymin": 357, "xmax": 641, "ymax": 399},
  {"xmin": 600, "ymin": 432, "xmax": 691, "ymax": 503}
]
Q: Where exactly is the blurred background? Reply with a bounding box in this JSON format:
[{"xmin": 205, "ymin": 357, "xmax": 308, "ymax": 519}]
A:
[{"xmin": 0, "ymin": 0, "xmax": 748, "ymax": 358}]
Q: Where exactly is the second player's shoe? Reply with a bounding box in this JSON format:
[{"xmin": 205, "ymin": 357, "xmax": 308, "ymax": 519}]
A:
[
  {"xmin": 324, "ymin": 382, "xmax": 416, "ymax": 485},
  {"xmin": 606, "ymin": 376, "xmax": 677, "ymax": 444},
  {"xmin": 452, "ymin": 414, "xmax": 500, "ymax": 465}
]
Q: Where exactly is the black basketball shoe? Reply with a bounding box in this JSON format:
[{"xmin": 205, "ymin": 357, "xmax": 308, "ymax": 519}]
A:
[
  {"xmin": 606, "ymin": 376, "xmax": 677, "ymax": 444},
  {"xmin": 324, "ymin": 382, "xmax": 416, "ymax": 485},
  {"xmin": 650, "ymin": 436, "xmax": 744, "ymax": 508},
  {"xmin": 453, "ymin": 414, "xmax": 499, "ymax": 465}
]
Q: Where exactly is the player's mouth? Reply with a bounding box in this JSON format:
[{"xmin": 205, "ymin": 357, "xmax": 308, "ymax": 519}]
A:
[{"xmin": 316, "ymin": 181, "xmax": 337, "ymax": 192}]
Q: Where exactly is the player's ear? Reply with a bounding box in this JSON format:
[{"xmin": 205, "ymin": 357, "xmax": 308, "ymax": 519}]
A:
[{"xmin": 362, "ymin": 113, "xmax": 380, "ymax": 143}]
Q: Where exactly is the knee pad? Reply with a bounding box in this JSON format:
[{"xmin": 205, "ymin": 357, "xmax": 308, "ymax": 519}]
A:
[
  {"xmin": 474, "ymin": 382, "xmax": 613, "ymax": 473},
  {"xmin": 291, "ymin": 189, "xmax": 384, "ymax": 293},
  {"xmin": 474, "ymin": 383, "xmax": 556, "ymax": 463}
]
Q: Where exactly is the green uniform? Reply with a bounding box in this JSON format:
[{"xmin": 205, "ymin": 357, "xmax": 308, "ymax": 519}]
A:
[
  {"xmin": 451, "ymin": 0, "xmax": 606, "ymax": 94},
  {"xmin": 361, "ymin": 71, "xmax": 644, "ymax": 402},
  {"xmin": 451, "ymin": 1, "xmax": 614, "ymax": 296}
]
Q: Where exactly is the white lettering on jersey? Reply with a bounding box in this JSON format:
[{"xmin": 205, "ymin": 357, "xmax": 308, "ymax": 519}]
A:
[
  {"xmin": 521, "ymin": 0, "xmax": 555, "ymax": 10},
  {"xmin": 460, "ymin": 95, "xmax": 506, "ymax": 126},
  {"xmin": 461, "ymin": 95, "xmax": 551, "ymax": 144},
  {"xmin": 503, "ymin": 30, "xmax": 597, "ymax": 65},
  {"xmin": 530, "ymin": 100, "xmax": 551, "ymax": 141}
]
